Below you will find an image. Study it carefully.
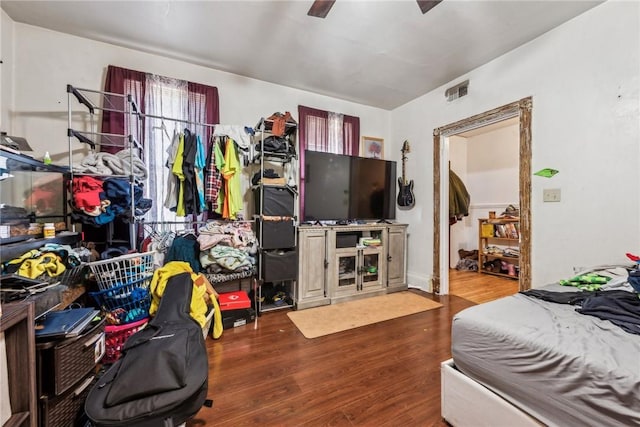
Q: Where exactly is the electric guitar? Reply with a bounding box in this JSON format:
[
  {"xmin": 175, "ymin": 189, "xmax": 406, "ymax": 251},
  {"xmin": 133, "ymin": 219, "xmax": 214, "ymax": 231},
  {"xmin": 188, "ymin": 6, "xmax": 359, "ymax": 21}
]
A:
[{"xmin": 397, "ymin": 140, "xmax": 415, "ymax": 208}]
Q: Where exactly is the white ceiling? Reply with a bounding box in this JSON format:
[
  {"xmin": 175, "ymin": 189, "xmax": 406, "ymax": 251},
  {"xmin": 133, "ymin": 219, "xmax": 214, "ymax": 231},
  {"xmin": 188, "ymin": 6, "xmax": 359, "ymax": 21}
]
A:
[{"xmin": 2, "ymin": 0, "xmax": 602, "ymax": 110}]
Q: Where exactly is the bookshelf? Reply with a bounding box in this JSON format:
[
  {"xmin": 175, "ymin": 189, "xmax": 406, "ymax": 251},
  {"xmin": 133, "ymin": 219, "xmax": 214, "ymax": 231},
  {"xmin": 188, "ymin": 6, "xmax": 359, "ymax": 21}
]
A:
[{"xmin": 478, "ymin": 218, "xmax": 519, "ymax": 280}]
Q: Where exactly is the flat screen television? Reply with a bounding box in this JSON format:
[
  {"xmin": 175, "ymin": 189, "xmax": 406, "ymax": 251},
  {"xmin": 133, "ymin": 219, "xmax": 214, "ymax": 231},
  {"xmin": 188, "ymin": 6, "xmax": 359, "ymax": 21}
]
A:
[{"xmin": 303, "ymin": 150, "xmax": 397, "ymax": 222}]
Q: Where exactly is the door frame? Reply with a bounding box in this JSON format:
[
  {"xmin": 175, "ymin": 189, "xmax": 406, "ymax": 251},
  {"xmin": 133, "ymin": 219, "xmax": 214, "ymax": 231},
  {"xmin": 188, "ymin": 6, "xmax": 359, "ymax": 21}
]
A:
[{"xmin": 432, "ymin": 97, "xmax": 532, "ymax": 294}]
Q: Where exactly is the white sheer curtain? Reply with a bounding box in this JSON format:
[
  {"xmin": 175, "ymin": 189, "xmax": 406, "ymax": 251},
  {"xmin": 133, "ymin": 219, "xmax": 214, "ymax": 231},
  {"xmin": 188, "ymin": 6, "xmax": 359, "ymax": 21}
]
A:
[
  {"xmin": 304, "ymin": 115, "xmax": 328, "ymax": 152},
  {"xmin": 143, "ymin": 74, "xmax": 188, "ymax": 223},
  {"xmin": 304, "ymin": 113, "xmax": 346, "ymax": 154},
  {"xmin": 327, "ymin": 111, "xmax": 344, "ymax": 154}
]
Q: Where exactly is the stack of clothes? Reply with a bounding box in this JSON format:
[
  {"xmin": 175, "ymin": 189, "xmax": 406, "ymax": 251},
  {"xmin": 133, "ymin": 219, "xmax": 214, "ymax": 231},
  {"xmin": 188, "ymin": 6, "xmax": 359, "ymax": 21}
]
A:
[
  {"xmin": 197, "ymin": 221, "xmax": 257, "ymax": 276},
  {"xmin": 70, "ymin": 176, "xmax": 152, "ymax": 226}
]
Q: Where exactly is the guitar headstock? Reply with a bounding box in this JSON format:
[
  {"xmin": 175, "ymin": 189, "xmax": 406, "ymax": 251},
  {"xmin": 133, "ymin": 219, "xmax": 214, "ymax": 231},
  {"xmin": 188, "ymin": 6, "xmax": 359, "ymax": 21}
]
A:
[{"xmin": 401, "ymin": 140, "xmax": 411, "ymax": 154}]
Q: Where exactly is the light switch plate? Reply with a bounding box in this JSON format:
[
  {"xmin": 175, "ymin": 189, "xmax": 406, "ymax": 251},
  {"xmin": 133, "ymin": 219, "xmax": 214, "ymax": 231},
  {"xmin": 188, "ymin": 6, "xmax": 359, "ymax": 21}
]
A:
[{"xmin": 543, "ymin": 188, "xmax": 561, "ymax": 202}]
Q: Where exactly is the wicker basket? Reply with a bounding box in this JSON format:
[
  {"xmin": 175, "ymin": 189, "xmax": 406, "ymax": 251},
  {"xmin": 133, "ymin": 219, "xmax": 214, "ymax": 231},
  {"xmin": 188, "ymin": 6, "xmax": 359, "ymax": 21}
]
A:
[
  {"xmin": 103, "ymin": 317, "xmax": 149, "ymax": 364},
  {"xmin": 36, "ymin": 318, "xmax": 105, "ymax": 397},
  {"xmin": 39, "ymin": 371, "xmax": 97, "ymax": 427}
]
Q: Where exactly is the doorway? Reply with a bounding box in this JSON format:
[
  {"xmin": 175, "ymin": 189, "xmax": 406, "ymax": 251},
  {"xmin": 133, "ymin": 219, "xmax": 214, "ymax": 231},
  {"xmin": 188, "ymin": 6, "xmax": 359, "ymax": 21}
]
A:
[{"xmin": 432, "ymin": 98, "xmax": 532, "ymax": 295}]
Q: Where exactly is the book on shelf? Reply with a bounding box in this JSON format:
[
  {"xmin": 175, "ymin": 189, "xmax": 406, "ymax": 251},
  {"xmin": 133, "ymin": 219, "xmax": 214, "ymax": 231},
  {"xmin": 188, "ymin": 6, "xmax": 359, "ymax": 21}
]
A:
[{"xmin": 481, "ymin": 223, "xmax": 495, "ymax": 238}]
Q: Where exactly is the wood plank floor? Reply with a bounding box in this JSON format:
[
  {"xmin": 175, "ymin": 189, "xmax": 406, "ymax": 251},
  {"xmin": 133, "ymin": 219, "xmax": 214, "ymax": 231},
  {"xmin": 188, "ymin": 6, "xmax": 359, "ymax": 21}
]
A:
[
  {"xmin": 188, "ymin": 281, "xmax": 515, "ymax": 427},
  {"xmin": 449, "ymin": 269, "xmax": 520, "ymax": 304}
]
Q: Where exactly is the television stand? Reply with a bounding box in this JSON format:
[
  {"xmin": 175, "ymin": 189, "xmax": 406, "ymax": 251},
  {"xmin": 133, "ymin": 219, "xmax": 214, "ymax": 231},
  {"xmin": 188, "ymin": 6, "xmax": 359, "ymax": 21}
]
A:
[{"xmin": 297, "ymin": 223, "xmax": 408, "ymax": 310}]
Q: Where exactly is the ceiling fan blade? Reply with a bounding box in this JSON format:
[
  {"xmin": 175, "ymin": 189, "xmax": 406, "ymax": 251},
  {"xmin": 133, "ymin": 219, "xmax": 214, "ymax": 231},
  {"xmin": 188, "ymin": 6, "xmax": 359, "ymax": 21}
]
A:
[
  {"xmin": 308, "ymin": 0, "xmax": 336, "ymax": 18},
  {"xmin": 416, "ymin": 0, "xmax": 442, "ymax": 14}
]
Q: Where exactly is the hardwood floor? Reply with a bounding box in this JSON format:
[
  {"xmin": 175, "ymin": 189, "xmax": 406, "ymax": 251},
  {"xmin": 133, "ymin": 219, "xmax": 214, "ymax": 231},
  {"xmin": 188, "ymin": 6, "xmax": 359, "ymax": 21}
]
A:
[
  {"xmin": 189, "ymin": 291, "xmax": 467, "ymax": 426},
  {"xmin": 449, "ymin": 269, "xmax": 520, "ymax": 304},
  {"xmin": 190, "ymin": 280, "xmax": 518, "ymax": 427}
]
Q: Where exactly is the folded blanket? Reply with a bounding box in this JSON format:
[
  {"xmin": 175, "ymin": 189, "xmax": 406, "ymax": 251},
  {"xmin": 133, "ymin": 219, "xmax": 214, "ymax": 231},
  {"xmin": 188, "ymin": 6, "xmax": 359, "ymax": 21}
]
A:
[{"xmin": 73, "ymin": 150, "xmax": 148, "ymax": 180}]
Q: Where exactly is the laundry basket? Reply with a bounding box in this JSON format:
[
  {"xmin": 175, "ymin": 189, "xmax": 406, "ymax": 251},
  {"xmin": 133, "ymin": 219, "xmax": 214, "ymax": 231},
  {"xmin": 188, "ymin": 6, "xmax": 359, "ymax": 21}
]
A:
[
  {"xmin": 102, "ymin": 317, "xmax": 149, "ymax": 364},
  {"xmin": 88, "ymin": 251, "xmax": 155, "ymax": 291},
  {"xmin": 88, "ymin": 252, "xmax": 155, "ymax": 325}
]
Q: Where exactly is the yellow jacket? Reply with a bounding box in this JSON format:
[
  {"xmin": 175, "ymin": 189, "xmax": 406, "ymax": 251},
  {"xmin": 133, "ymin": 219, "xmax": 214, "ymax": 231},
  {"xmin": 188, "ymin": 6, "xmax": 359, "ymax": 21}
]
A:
[{"xmin": 149, "ymin": 261, "xmax": 222, "ymax": 339}]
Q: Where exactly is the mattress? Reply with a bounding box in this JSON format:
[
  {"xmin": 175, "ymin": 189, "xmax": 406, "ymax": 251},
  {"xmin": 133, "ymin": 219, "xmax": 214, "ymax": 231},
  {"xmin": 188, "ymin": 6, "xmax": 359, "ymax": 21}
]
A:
[{"xmin": 451, "ymin": 286, "xmax": 640, "ymax": 427}]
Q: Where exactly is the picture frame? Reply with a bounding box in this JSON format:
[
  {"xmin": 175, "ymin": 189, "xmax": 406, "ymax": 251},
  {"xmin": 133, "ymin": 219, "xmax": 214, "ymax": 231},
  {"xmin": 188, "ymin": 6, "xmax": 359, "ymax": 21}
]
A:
[{"xmin": 361, "ymin": 136, "xmax": 384, "ymax": 159}]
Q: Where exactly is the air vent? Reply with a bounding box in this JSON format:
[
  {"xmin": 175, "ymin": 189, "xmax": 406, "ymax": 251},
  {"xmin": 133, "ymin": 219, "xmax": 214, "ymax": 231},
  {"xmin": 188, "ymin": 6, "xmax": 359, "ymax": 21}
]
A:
[{"xmin": 445, "ymin": 80, "xmax": 469, "ymax": 102}]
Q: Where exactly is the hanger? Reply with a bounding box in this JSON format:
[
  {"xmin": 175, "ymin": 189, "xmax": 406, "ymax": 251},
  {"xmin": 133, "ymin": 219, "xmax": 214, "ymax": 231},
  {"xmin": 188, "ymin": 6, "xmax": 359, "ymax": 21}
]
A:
[{"xmin": 160, "ymin": 121, "xmax": 171, "ymax": 141}]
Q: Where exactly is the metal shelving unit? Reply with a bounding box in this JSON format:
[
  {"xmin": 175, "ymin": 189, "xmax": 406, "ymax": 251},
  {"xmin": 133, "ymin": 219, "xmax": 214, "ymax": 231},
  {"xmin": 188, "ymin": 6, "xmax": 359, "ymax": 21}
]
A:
[
  {"xmin": 253, "ymin": 116, "xmax": 298, "ymax": 313},
  {"xmin": 66, "ymin": 85, "xmax": 142, "ymax": 249}
]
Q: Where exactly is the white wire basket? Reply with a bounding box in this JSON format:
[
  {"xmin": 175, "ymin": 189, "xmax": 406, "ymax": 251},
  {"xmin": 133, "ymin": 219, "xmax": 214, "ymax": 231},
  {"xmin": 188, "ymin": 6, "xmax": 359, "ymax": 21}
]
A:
[{"xmin": 87, "ymin": 251, "xmax": 156, "ymax": 291}]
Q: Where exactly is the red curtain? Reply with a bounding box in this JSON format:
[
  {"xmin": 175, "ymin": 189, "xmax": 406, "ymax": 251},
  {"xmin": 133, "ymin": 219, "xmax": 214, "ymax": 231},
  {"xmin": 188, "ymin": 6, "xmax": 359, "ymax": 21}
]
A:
[
  {"xmin": 100, "ymin": 65, "xmax": 146, "ymax": 153},
  {"xmin": 187, "ymin": 82, "xmax": 220, "ymax": 148}
]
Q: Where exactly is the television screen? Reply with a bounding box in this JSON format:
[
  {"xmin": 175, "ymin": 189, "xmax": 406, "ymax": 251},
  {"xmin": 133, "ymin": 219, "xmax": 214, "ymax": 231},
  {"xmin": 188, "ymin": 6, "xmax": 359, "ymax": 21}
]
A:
[{"xmin": 303, "ymin": 150, "xmax": 397, "ymax": 221}]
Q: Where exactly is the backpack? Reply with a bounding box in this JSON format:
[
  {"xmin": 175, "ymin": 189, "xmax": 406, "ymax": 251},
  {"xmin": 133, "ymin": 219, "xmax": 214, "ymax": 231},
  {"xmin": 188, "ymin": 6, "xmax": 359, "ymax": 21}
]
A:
[{"xmin": 85, "ymin": 272, "xmax": 211, "ymax": 427}]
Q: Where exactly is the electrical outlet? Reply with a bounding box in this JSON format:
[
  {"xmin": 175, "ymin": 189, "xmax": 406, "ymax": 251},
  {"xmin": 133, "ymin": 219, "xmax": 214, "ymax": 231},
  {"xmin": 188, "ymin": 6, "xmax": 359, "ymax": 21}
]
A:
[{"xmin": 543, "ymin": 188, "xmax": 561, "ymax": 202}]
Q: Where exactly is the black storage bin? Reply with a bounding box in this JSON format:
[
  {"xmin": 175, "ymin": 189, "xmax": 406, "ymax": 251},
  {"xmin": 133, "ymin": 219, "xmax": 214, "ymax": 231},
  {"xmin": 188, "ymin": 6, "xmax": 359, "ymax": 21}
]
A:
[
  {"xmin": 257, "ymin": 218, "xmax": 295, "ymax": 249},
  {"xmin": 261, "ymin": 249, "xmax": 298, "ymax": 282},
  {"xmin": 254, "ymin": 185, "xmax": 295, "ymax": 216}
]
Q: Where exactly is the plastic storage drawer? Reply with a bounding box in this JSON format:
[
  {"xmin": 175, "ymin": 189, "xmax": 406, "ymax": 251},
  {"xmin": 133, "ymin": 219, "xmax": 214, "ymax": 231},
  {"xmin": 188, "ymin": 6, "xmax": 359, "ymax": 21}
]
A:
[
  {"xmin": 261, "ymin": 249, "xmax": 298, "ymax": 282},
  {"xmin": 39, "ymin": 370, "xmax": 97, "ymax": 427},
  {"xmin": 257, "ymin": 218, "xmax": 296, "ymax": 249},
  {"xmin": 36, "ymin": 318, "xmax": 106, "ymax": 396},
  {"xmin": 254, "ymin": 185, "xmax": 295, "ymax": 216}
]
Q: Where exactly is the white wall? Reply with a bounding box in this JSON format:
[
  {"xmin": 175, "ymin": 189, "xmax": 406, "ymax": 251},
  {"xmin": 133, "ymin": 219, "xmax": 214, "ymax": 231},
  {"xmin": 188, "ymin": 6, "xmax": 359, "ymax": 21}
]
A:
[
  {"xmin": 392, "ymin": 1, "xmax": 640, "ymax": 289},
  {"xmin": 0, "ymin": 9, "xmax": 14, "ymax": 131},
  {"xmin": 5, "ymin": 22, "xmax": 390, "ymax": 161},
  {"xmin": 466, "ymin": 125, "xmax": 519, "ymax": 204}
]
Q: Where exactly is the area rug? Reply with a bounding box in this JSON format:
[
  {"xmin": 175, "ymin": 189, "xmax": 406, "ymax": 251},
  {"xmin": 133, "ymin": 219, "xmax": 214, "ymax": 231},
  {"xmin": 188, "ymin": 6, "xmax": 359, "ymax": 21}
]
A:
[{"xmin": 287, "ymin": 291, "xmax": 442, "ymax": 339}]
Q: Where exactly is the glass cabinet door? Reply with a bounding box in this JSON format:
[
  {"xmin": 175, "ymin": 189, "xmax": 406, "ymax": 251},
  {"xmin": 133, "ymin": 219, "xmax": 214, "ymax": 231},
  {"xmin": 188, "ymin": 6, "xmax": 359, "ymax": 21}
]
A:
[
  {"xmin": 360, "ymin": 251, "xmax": 381, "ymax": 290},
  {"xmin": 336, "ymin": 252, "xmax": 358, "ymax": 294}
]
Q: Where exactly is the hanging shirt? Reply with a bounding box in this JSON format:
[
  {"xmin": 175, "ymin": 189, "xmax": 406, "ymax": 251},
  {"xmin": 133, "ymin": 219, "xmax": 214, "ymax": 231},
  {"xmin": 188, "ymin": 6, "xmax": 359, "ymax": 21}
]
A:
[
  {"xmin": 205, "ymin": 136, "xmax": 223, "ymax": 211},
  {"xmin": 164, "ymin": 131, "xmax": 180, "ymax": 211},
  {"xmin": 214, "ymin": 140, "xmax": 226, "ymax": 216},
  {"xmin": 221, "ymin": 138, "xmax": 242, "ymax": 219},
  {"xmin": 194, "ymin": 135, "xmax": 207, "ymax": 213},
  {"xmin": 181, "ymin": 130, "xmax": 198, "ymax": 216},
  {"xmin": 172, "ymin": 133, "xmax": 186, "ymax": 216}
]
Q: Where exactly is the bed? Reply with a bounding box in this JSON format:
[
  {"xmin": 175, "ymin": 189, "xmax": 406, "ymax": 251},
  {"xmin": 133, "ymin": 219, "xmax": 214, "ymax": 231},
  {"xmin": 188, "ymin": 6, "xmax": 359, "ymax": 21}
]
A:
[{"xmin": 441, "ymin": 283, "xmax": 640, "ymax": 427}]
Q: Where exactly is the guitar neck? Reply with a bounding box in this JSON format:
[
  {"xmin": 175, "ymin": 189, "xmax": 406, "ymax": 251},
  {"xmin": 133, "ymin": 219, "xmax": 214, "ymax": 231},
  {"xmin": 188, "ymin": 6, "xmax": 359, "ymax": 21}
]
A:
[{"xmin": 402, "ymin": 155, "xmax": 407, "ymax": 185}]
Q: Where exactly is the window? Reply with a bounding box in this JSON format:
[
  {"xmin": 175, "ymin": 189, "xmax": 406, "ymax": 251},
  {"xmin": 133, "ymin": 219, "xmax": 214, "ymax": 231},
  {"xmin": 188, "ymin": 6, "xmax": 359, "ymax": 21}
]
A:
[
  {"xmin": 298, "ymin": 105, "xmax": 360, "ymax": 155},
  {"xmin": 101, "ymin": 65, "xmax": 219, "ymax": 225}
]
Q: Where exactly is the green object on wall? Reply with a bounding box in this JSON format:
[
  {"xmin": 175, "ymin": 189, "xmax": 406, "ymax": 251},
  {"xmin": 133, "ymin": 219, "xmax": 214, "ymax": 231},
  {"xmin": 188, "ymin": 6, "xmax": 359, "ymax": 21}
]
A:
[{"xmin": 534, "ymin": 168, "xmax": 559, "ymax": 178}]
